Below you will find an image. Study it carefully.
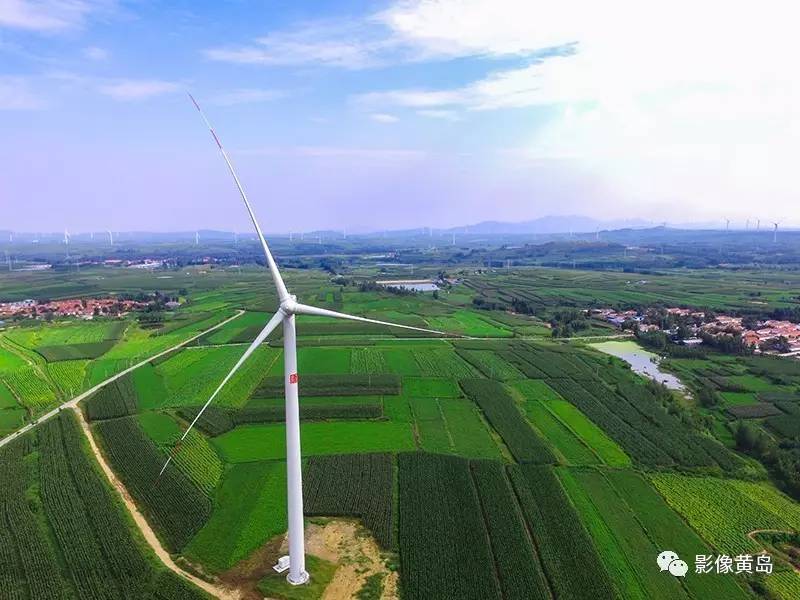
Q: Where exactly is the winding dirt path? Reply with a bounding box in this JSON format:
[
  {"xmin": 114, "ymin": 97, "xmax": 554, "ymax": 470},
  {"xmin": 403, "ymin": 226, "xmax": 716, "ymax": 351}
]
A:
[
  {"xmin": 747, "ymin": 529, "xmax": 800, "ymax": 574},
  {"xmin": 74, "ymin": 405, "xmax": 239, "ymax": 599}
]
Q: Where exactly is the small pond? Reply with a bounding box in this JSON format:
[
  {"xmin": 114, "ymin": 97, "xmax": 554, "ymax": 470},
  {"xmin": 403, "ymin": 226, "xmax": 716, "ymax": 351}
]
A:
[{"xmin": 590, "ymin": 340, "xmax": 686, "ymax": 391}]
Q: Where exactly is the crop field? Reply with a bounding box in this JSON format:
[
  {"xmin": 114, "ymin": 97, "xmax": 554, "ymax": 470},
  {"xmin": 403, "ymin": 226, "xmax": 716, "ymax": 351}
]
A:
[
  {"xmin": 425, "ymin": 310, "xmax": 512, "ymax": 337},
  {"xmin": 350, "ymin": 347, "xmax": 389, "ymax": 373},
  {"xmin": 185, "ymin": 460, "xmax": 287, "ymax": 572},
  {"xmin": 200, "ymin": 310, "xmax": 271, "ymax": 344},
  {"xmin": 409, "ymin": 397, "xmax": 502, "ymax": 458},
  {"xmin": 137, "ymin": 412, "xmax": 223, "ymax": 495},
  {"xmin": 304, "ymin": 453, "xmax": 395, "ymax": 547},
  {"xmin": 402, "ymin": 376, "xmax": 460, "ymax": 397},
  {"xmin": 509, "ymin": 464, "xmax": 616, "ymax": 599},
  {"xmin": 382, "ymin": 348, "xmax": 422, "ymax": 375},
  {"xmin": 254, "ymin": 373, "xmax": 401, "ymax": 397},
  {"xmin": 605, "ymin": 470, "xmax": 749, "ymax": 599},
  {"xmin": 559, "ymin": 468, "xmax": 687, "ymax": 599},
  {"xmin": 3, "ymin": 366, "xmax": 57, "ymax": 409},
  {"xmin": 461, "ymin": 379, "xmax": 555, "ymax": 464},
  {"xmin": 157, "ymin": 345, "xmax": 278, "ymax": 408},
  {"xmin": 213, "ymin": 420, "xmax": 415, "ymax": 462},
  {"xmin": 650, "ymin": 473, "xmax": 800, "ymax": 556},
  {"xmin": 7, "ymin": 264, "xmax": 800, "ymax": 599},
  {"xmin": 46, "ymin": 359, "xmax": 89, "ymax": 395},
  {"xmin": 0, "ymin": 413, "xmax": 206, "ymax": 600},
  {"xmin": 85, "ymin": 374, "xmax": 138, "ymax": 420},
  {"xmin": 94, "ymin": 416, "xmax": 211, "ymax": 552},
  {"xmin": 398, "ymin": 453, "xmax": 502, "ymax": 600},
  {"xmin": 456, "ymin": 349, "xmax": 525, "ymax": 380},
  {"xmin": 412, "ymin": 348, "xmax": 479, "ymax": 378}
]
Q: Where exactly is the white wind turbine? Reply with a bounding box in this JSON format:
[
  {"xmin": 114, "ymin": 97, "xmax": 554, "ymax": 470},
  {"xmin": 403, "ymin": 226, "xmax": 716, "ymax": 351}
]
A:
[{"xmin": 160, "ymin": 94, "xmax": 451, "ymax": 586}]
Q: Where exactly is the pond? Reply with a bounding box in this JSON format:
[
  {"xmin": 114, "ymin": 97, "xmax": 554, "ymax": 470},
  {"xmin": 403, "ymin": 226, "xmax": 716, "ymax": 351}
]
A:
[{"xmin": 590, "ymin": 340, "xmax": 686, "ymax": 391}]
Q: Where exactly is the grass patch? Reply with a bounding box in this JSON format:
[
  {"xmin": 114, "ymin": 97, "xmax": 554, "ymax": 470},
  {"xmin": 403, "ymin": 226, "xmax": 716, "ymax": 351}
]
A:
[
  {"xmin": 257, "ymin": 555, "xmax": 337, "ymax": 600},
  {"xmin": 213, "ymin": 421, "xmax": 415, "ymax": 463}
]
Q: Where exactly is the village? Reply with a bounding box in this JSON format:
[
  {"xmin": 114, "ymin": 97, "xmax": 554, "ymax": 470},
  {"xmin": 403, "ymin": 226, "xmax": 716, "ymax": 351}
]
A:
[
  {"xmin": 592, "ymin": 306, "xmax": 800, "ymax": 356},
  {"xmin": 0, "ymin": 296, "xmax": 156, "ymax": 321}
]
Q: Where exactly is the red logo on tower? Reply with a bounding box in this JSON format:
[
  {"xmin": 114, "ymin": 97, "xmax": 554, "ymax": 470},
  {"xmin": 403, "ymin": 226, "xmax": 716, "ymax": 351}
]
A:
[{"xmin": 289, "ymin": 373, "xmax": 299, "ymax": 384}]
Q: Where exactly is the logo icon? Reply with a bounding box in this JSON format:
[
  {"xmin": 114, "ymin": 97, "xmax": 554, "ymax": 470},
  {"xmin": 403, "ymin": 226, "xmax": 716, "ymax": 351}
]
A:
[
  {"xmin": 657, "ymin": 551, "xmax": 686, "ymax": 577},
  {"xmin": 289, "ymin": 373, "xmax": 299, "ymax": 384}
]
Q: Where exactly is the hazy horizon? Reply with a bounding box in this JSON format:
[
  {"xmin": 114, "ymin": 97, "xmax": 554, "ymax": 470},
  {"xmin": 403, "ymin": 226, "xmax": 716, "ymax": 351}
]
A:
[{"xmin": 3, "ymin": 1, "xmax": 797, "ymax": 232}]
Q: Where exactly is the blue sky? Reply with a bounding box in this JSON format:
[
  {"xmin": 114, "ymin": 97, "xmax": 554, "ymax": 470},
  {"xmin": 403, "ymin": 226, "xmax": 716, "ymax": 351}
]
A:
[{"xmin": 2, "ymin": 1, "xmax": 796, "ymax": 233}]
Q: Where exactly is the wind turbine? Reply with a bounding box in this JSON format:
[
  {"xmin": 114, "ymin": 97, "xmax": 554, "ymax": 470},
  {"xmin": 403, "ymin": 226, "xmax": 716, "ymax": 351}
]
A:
[
  {"xmin": 107, "ymin": 230, "xmax": 114, "ymax": 245},
  {"xmin": 160, "ymin": 94, "xmax": 452, "ymax": 586},
  {"xmin": 773, "ymin": 222, "xmax": 780, "ymax": 243}
]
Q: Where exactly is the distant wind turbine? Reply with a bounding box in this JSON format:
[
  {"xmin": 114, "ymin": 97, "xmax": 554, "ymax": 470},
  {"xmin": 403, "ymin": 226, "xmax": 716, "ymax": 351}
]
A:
[
  {"xmin": 160, "ymin": 95, "xmax": 454, "ymax": 586},
  {"xmin": 195, "ymin": 231, "xmax": 199, "ymax": 246},
  {"xmin": 107, "ymin": 230, "xmax": 114, "ymax": 245},
  {"xmin": 773, "ymin": 222, "xmax": 780, "ymax": 243}
]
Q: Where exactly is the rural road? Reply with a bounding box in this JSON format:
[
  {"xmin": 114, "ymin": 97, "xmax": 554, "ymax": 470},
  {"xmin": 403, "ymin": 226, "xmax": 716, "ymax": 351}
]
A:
[{"xmin": 0, "ymin": 309, "xmax": 244, "ymax": 449}]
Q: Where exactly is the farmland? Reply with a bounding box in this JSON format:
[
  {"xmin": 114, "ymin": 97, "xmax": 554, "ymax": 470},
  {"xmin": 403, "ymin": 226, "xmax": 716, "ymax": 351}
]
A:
[
  {"xmin": 0, "ymin": 412, "xmax": 207, "ymax": 599},
  {"xmin": 3, "ymin": 260, "xmax": 800, "ymax": 598}
]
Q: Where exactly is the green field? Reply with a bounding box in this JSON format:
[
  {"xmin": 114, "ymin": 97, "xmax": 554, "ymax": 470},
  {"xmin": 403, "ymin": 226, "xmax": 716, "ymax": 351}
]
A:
[
  {"xmin": 4, "ymin": 261, "xmax": 800, "ymax": 599},
  {"xmin": 651, "ymin": 473, "xmax": 800, "ymax": 556},
  {"xmin": 213, "ymin": 420, "xmax": 416, "ymax": 462},
  {"xmin": 185, "ymin": 460, "xmax": 287, "ymax": 571}
]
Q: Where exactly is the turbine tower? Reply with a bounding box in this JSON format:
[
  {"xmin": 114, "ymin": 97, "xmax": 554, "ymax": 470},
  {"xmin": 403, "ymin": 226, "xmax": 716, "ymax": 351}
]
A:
[
  {"xmin": 773, "ymin": 222, "xmax": 780, "ymax": 243},
  {"xmin": 161, "ymin": 95, "xmax": 452, "ymax": 586},
  {"xmin": 108, "ymin": 230, "xmax": 114, "ymax": 245}
]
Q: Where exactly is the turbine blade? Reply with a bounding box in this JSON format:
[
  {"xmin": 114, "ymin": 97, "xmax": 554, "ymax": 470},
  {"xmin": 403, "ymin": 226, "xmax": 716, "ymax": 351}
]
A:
[
  {"xmin": 188, "ymin": 93, "xmax": 290, "ymax": 302},
  {"xmin": 158, "ymin": 310, "xmax": 284, "ymax": 476},
  {"xmin": 292, "ymin": 303, "xmax": 458, "ymax": 337}
]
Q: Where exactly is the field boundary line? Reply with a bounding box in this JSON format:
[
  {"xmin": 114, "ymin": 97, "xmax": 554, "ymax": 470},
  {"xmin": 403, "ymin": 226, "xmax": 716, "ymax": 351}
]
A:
[{"xmin": 0, "ymin": 309, "xmax": 245, "ymax": 449}]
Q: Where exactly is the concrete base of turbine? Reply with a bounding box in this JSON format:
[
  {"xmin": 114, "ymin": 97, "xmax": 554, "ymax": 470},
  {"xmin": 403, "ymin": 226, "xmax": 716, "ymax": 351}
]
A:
[{"xmin": 286, "ymin": 570, "xmax": 310, "ymax": 586}]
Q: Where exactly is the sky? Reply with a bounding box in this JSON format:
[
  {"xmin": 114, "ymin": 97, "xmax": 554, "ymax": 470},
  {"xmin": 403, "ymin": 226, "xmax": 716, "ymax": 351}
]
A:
[{"xmin": 1, "ymin": 0, "xmax": 798, "ymax": 233}]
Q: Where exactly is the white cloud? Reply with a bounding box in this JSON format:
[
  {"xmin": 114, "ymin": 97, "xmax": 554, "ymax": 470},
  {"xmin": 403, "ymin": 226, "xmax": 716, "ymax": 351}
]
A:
[
  {"xmin": 370, "ymin": 113, "xmax": 398, "ymax": 123},
  {"xmin": 98, "ymin": 79, "xmax": 179, "ymax": 101},
  {"xmin": 209, "ymin": 88, "xmax": 286, "ymax": 106},
  {"xmin": 82, "ymin": 46, "xmax": 108, "ymax": 61},
  {"xmin": 417, "ymin": 109, "xmax": 460, "ymax": 121},
  {"xmin": 0, "ymin": 76, "xmax": 46, "ymax": 109},
  {"xmin": 0, "ymin": 0, "xmax": 114, "ymax": 32},
  {"xmin": 205, "ymin": 19, "xmax": 399, "ymax": 69}
]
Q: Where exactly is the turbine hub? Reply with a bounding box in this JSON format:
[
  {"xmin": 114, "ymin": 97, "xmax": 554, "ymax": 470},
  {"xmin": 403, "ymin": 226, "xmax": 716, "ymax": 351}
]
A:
[{"xmin": 280, "ymin": 295, "xmax": 298, "ymax": 315}]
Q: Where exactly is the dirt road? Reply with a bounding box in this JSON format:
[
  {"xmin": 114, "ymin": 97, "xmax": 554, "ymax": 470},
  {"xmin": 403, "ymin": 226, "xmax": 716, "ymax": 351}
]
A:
[{"xmin": 74, "ymin": 406, "xmax": 239, "ymax": 599}]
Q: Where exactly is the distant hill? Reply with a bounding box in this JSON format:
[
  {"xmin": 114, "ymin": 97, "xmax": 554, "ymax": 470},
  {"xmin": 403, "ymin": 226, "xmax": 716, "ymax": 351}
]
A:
[{"xmin": 448, "ymin": 215, "xmax": 654, "ymax": 235}]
